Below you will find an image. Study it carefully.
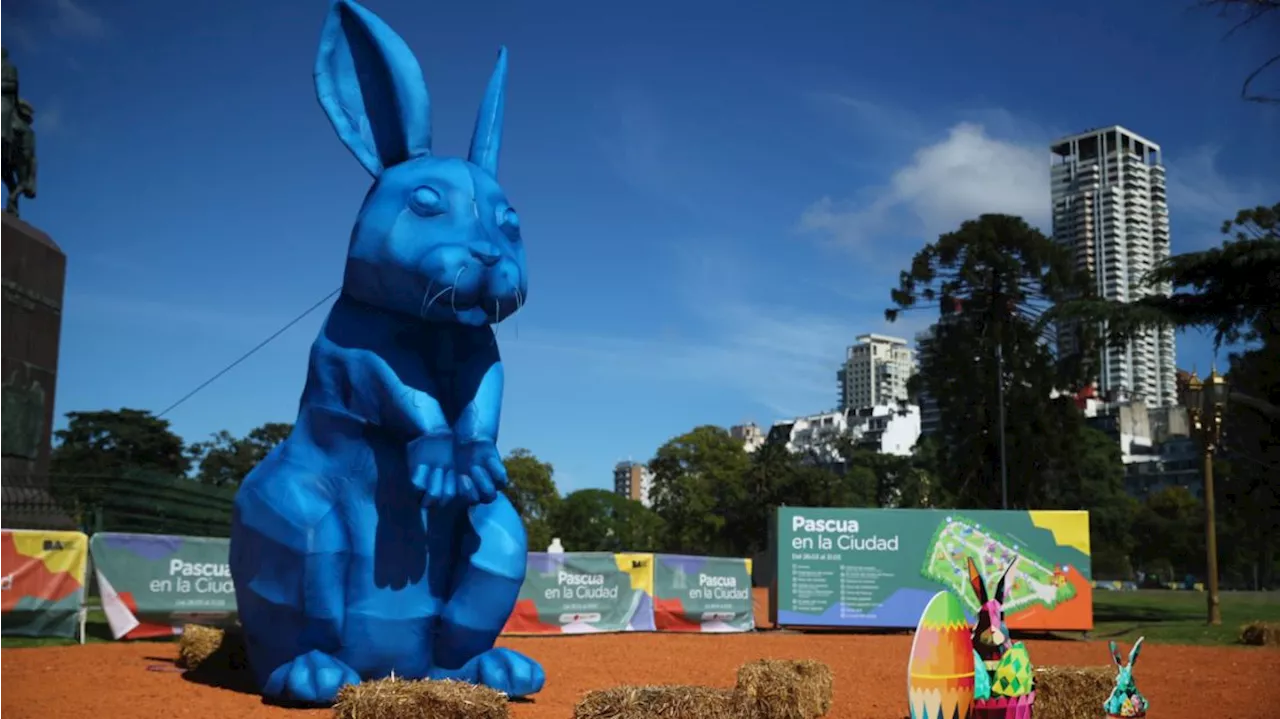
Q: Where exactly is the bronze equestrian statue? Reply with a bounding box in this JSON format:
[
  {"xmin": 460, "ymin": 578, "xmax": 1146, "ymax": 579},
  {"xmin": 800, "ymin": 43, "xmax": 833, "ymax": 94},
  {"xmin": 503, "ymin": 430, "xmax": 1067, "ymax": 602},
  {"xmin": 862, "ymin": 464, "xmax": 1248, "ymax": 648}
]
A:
[{"xmin": 2, "ymin": 47, "xmax": 38, "ymax": 217}]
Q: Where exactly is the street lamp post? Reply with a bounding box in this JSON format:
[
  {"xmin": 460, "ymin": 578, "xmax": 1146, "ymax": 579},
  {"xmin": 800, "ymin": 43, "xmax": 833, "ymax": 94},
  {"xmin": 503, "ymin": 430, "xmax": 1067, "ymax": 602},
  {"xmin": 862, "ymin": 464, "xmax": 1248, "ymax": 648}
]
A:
[{"xmin": 1179, "ymin": 368, "xmax": 1229, "ymax": 626}]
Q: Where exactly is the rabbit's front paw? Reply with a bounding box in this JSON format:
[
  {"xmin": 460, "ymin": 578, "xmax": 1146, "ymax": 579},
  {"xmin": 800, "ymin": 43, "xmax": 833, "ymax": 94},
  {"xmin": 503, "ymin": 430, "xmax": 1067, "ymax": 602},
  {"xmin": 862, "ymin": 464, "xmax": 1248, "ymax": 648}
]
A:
[
  {"xmin": 453, "ymin": 438, "xmax": 508, "ymax": 504},
  {"xmin": 408, "ymin": 433, "xmax": 458, "ymax": 507}
]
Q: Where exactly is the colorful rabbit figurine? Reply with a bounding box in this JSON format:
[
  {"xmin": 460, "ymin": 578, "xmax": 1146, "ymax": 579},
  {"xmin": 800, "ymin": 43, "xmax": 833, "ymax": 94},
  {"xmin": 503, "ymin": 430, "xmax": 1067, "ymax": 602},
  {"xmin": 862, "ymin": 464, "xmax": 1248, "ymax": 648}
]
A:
[
  {"xmin": 228, "ymin": 0, "xmax": 543, "ymax": 705},
  {"xmin": 967, "ymin": 557, "xmax": 1035, "ymax": 719},
  {"xmin": 1105, "ymin": 638, "xmax": 1149, "ymax": 718}
]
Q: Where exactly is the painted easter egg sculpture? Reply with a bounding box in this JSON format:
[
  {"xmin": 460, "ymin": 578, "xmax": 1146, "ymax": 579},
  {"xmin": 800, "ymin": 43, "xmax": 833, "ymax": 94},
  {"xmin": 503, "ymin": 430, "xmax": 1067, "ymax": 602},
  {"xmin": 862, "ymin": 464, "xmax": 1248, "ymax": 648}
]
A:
[{"xmin": 908, "ymin": 590, "xmax": 975, "ymax": 719}]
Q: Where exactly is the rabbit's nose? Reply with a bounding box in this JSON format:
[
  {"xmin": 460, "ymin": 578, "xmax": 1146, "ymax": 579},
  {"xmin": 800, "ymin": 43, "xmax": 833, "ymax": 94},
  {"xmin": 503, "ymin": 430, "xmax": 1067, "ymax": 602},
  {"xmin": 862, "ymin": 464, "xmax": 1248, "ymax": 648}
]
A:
[{"xmin": 469, "ymin": 243, "xmax": 501, "ymax": 266}]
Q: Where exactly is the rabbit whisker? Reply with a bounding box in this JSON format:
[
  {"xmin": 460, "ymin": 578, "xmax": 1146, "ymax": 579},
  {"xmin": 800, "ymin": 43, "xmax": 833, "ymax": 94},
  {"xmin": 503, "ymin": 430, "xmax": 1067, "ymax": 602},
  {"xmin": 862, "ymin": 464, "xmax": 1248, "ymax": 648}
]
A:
[
  {"xmin": 451, "ymin": 267, "xmax": 465, "ymax": 315},
  {"xmin": 419, "ymin": 280, "xmax": 435, "ymax": 318},
  {"xmin": 514, "ymin": 287, "xmax": 523, "ymax": 340},
  {"xmin": 423, "ymin": 284, "xmax": 452, "ymax": 317},
  {"xmin": 492, "ymin": 298, "xmax": 503, "ymax": 346}
]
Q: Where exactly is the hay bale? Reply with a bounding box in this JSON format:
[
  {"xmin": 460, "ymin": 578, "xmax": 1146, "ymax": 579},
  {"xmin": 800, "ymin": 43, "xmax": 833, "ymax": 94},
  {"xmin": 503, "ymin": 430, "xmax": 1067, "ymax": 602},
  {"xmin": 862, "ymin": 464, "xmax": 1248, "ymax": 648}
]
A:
[
  {"xmin": 1240, "ymin": 621, "xmax": 1280, "ymax": 647},
  {"xmin": 1033, "ymin": 666, "xmax": 1114, "ymax": 719},
  {"xmin": 735, "ymin": 659, "xmax": 833, "ymax": 719},
  {"xmin": 334, "ymin": 676, "xmax": 509, "ymax": 719},
  {"xmin": 573, "ymin": 685, "xmax": 742, "ymax": 719},
  {"xmin": 177, "ymin": 624, "xmax": 247, "ymax": 672}
]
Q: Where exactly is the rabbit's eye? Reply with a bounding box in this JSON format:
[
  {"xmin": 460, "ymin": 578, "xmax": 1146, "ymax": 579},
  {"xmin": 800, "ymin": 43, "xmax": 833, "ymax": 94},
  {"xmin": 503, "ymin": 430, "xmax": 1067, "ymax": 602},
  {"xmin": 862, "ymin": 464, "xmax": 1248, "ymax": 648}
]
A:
[
  {"xmin": 499, "ymin": 207, "xmax": 520, "ymax": 237},
  {"xmin": 409, "ymin": 186, "xmax": 446, "ymax": 217}
]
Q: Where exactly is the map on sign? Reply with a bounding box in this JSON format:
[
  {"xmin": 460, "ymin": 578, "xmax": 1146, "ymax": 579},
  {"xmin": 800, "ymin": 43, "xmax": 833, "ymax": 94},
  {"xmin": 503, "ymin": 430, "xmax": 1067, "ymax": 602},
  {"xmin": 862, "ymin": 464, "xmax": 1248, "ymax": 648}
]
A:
[{"xmin": 920, "ymin": 515, "xmax": 1076, "ymax": 615}]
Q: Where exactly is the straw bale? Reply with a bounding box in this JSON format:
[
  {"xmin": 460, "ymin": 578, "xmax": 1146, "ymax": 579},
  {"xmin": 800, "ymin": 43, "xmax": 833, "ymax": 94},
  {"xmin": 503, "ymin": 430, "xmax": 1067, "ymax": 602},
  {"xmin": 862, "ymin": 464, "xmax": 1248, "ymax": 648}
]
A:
[
  {"xmin": 735, "ymin": 658, "xmax": 833, "ymax": 719},
  {"xmin": 1240, "ymin": 621, "xmax": 1280, "ymax": 647},
  {"xmin": 177, "ymin": 624, "xmax": 247, "ymax": 672},
  {"xmin": 333, "ymin": 676, "xmax": 509, "ymax": 719},
  {"xmin": 572, "ymin": 685, "xmax": 743, "ymax": 719},
  {"xmin": 1032, "ymin": 666, "xmax": 1113, "ymax": 719}
]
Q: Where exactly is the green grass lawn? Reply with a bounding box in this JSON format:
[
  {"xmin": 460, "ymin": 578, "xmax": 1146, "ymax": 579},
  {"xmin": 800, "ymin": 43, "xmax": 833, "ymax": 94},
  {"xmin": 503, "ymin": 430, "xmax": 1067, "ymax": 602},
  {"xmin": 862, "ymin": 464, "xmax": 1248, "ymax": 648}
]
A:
[
  {"xmin": 1085, "ymin": 590, "xmax": 1280, "ymax": 646},
  {"xmin": 5, "ymin": 590, "xmax": 1278, "ymax": 649}
]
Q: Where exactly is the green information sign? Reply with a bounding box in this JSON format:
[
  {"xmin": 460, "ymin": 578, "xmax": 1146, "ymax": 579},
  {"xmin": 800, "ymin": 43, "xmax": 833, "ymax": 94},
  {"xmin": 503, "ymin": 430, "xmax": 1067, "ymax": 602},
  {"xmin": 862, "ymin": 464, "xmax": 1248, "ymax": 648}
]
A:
[
  {"xmin": 773, "ymin": 507, "xmax": 1093, "ymax": 631},
  {"xmin": 502, "ymin": 552, "xmax": 655, "ymax": 634},
  {"xmin": 90, "ymin": 533, "xmax": 237, "ymax": 639},
  {"xmin": 653, "ymin": 554, "xmax": 753, "ymax": 632}
]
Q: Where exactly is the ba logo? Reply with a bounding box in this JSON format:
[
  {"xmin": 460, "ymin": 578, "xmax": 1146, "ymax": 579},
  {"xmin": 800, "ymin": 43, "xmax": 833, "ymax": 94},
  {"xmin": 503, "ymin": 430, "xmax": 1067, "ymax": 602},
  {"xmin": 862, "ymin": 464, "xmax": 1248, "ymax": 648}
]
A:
[
  {"xmin": 631, "ymin": 559, "xmax": 648, "ymax": 569},
  {"xmin": 43, "ymin": 540, "xmax": 65, "ymax": 551}
]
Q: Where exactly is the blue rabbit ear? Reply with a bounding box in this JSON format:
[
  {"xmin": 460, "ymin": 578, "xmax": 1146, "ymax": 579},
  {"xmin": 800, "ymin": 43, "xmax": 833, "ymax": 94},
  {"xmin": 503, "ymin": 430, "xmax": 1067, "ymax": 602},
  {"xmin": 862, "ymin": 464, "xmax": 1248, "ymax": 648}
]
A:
[
  {"xmin": 1128, "ymin": 636, "xmax": 1144, "ymax": 666},
  {"xmin": 314, "ymin": 0, "xmax": 432, "ymax": 177},
  {"xmin": 467, "ymin": 46, "xmax": 507, "ymax": 177}
]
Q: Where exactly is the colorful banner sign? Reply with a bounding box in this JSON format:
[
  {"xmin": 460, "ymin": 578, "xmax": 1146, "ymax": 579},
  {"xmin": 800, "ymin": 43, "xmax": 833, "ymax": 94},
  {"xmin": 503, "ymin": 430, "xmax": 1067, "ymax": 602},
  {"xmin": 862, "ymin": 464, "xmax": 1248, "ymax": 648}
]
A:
[
  {"xmin": 89, "ymin": 532, "xmax": 237, "ymax": 640},
  {"xmin": 653, "ymin": 554, "xmax": 754, "ymax": 632},
  {"xmin": 773, "ymin": 508, "xmax": 1093, "ymax": 631},
  {"xmin": 502, "ymin": 552, "xmax": 655, "ymax": 634},
  {"xmin": 1, "ymin": 529, "xmax": 89, "ymax": 639}
]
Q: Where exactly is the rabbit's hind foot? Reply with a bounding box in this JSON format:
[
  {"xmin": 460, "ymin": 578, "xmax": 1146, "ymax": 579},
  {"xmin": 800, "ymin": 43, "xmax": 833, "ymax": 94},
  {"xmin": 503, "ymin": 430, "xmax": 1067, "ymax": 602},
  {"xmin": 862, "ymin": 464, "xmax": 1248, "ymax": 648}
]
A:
[
  {"xmin": 261, "ymin": 649, "xmax": 361, "ymax": 705},
  {"xmin": 430, "ymin": 646, "xmax": 546, "ymax": 698}
]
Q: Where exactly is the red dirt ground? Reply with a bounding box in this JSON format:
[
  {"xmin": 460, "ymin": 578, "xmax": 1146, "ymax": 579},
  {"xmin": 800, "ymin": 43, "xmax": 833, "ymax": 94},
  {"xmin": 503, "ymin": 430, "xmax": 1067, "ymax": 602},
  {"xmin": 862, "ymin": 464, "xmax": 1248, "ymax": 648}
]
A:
[
  {"xmin": 6, "ymin": 633, "xmax": 1280, "ymax": 719},
  {"xmin": 6, "ymin": 591, "xmax": 1279, "ymax": 718}
]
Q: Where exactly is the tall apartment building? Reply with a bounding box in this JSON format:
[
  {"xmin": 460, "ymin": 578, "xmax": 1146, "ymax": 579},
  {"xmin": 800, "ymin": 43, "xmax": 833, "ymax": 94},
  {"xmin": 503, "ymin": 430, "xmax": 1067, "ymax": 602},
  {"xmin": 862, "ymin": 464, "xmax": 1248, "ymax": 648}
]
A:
[
  {"xmin": 837, "ymin": 334, "xmax": 916, "ymax": 411},
  {"xmin": 613, "ymin": 461, "xmax": 654, "ymax": 507},
  {"xmin": 1050, "ymin": 126, "xmax": 1177, "ymax": 408}
]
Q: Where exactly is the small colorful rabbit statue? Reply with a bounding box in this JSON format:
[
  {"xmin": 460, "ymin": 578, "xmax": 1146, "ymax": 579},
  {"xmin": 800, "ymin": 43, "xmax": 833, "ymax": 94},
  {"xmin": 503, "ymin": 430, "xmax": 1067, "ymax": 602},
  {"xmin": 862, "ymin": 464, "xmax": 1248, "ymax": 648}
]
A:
[
  {"xmin": 967, "ymin": 557, "xmax": 1035, "ymax": 719},
  {"xmin": 1105, "ymin": 637, "xmax": 1149, "ymax": 718}
]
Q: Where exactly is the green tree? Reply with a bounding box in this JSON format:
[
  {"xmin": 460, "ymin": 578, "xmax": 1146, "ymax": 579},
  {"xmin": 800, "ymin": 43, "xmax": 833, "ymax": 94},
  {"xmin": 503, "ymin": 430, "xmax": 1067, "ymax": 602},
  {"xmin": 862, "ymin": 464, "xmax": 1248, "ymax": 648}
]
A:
[
  {"xmin": 52, "ymin": 408, "xmax": 190, "ymax": 477},
  {"xmin": 501, "ymin": 448, "xmax": 561, "ymax": 551},
  {"xmin": 837, "ymin": 443, "xmax": 937, "ymax": 509},
  {"xmin": 549, "ymin": 489, "xmax": 664, "ymax": 552},
  {"xmin": 1047, "ymin": 203, "xmax": 1280, "ymax": 587},
  {"xmin": 649, "ymin": 425, "xmax": 752, "ymax": 556},
  {"xmin": 1132, "ymin": 486, "xmax": 1205, "ymax": 581},
  {"xmin": 886, "ymin": 214, "xmax": 1095, "ymax": 510},
  {"xmin": 723, "ymin": 429, "xmax": 874, "ymax": 558},
  {"xmin": 188, "ymin": 422, "xmax": 293, "ymax": 486},
  {"xmin": 1217, "ymin": 324, "xmax": 1280, "ymax": 588},
  {"xmin": 1051, "ymin": 422, "xmax": 1139, "ymax": 578}
]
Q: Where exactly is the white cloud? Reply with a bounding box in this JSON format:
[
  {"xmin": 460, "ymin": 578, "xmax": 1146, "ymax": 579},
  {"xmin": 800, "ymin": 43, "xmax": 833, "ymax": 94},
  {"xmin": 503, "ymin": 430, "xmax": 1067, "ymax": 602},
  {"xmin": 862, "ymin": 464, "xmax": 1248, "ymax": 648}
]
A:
[
  {"xmin": 64, "ymin": 290, "xmax": 334, "ymax": 338},
  {"xmin": 798, "ymin": 122, "xmax": 1052, "ymax": 256},
  {"xmin": 515, "ymin": 300, "xmax": 929, "ymax": 421},
  {"xmin": 51, "ymin": 0, "xmax": 109, "ymax": 39},
  {"xmin": 1165, "ymin": 145, "xmax": 1279, "ymax": 238},
  {"xmin": 510, "ymin": 239, "xmax": 932, "ymax": 422},
  {"xmin": 4, "ymin": 0, "xmax": 109, "ymax": 52},
  {"xmin": 800, "ymin": 97, "xmax": 1278, "ymax": 261}
]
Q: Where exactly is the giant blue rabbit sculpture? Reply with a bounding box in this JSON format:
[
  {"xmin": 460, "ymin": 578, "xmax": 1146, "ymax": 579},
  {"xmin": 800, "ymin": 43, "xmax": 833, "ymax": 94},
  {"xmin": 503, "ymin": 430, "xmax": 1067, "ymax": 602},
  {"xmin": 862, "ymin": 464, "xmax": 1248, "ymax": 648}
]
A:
[{"xmin": 228, "ymin": 0, "xmax": 544, "ymax": 705}]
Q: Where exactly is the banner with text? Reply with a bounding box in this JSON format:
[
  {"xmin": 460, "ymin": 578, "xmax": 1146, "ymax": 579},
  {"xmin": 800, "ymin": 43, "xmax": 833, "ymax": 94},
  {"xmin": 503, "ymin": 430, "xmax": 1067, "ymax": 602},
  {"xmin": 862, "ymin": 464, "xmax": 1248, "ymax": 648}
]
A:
[
  {"xmin": 653, "ymin": 554, "xmax": 754, "ymax": 632},
  {"xmin": 502, "ymin": 552, "xmax": 656, "ymax": 634},
  {"xmin": 89, "ymin": 532, "xmax": 237, "ymax": 640},
  {"xmin": 1, "ymin": 529, "xmax": 89, "ymax": 639},
  {"xmin": 773, "ymin": 508, "xmax": 1093, "ymax": 631}
]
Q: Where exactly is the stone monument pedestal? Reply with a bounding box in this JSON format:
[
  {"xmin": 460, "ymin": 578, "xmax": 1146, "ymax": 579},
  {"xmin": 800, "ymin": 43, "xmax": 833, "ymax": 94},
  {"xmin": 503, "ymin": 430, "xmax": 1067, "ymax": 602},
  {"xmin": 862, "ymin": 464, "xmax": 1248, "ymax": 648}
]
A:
[{"xmin": 2, "ymin": 212, "xmax": 73, "ymax": 529}]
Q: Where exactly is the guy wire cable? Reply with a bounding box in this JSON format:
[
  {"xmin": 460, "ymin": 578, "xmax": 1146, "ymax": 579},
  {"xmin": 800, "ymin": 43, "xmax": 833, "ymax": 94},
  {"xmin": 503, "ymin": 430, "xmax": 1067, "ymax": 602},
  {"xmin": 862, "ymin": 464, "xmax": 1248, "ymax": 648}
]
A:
[{"xmin": 156, "ymin": 287, "xmax": 341, "ymax": 418}]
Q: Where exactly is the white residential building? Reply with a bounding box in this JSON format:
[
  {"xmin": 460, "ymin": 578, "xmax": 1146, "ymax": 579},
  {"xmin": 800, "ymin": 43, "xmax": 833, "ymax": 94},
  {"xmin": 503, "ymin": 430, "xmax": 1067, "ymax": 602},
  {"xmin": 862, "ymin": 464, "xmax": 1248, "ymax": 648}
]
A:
[
  {"xmin": 1050, "ymin": 125, "xmax": 1177, "ymax": 408},
  {"xmin": 729, "ymin": 422, "xmax": 767, "ymax": 453},
  {"xmin": 774, "ymin": 405, "xmax": 922, "ymax": 462},
  {"xmin": 613, "ymin": 461, "xmax": 654, "ymax": 507},
  {"xmin": 837, "ymin": 334, "xmax": 917, "ymax": 411}
]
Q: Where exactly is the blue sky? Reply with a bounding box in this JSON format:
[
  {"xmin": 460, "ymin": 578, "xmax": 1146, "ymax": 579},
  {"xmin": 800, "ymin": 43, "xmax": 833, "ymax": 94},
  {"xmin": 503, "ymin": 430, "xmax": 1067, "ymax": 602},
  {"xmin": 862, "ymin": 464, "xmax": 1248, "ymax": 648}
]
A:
[{"xmin": 6, "ymin": 0, "xmax": 1277, "ymax": 495}]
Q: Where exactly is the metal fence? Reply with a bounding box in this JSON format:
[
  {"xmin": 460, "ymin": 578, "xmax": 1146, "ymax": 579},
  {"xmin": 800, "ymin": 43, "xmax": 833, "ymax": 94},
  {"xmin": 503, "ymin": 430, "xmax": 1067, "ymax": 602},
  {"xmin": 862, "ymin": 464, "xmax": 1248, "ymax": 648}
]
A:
[{"xmin": 1, "ymin": 472, "xmax": 235, "ymax": 537}]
